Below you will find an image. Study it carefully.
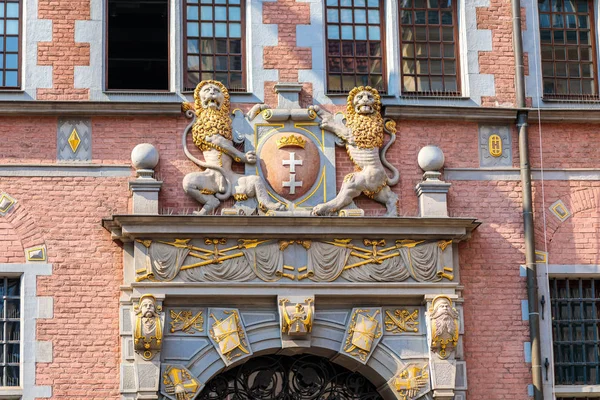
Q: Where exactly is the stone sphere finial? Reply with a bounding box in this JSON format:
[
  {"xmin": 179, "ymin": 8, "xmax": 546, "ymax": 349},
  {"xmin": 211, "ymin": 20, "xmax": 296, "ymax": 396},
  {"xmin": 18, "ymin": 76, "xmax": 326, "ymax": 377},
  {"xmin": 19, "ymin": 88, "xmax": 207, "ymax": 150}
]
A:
[
  {"xmin": 131, "ymin": 143, "xmax": 159, "ymax": 178},
  {"xmin": 418, "ymin": 145, "xmax": 445, "ymax": 172}
]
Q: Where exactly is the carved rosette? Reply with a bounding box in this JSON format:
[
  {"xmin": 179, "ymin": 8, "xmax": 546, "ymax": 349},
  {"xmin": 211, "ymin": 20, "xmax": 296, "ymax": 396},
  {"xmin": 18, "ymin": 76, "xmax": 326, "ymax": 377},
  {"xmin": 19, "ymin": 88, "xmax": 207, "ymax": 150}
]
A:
[{"xmin": 133, "ymin": 294, "xmax": 165, "ymax": 361}]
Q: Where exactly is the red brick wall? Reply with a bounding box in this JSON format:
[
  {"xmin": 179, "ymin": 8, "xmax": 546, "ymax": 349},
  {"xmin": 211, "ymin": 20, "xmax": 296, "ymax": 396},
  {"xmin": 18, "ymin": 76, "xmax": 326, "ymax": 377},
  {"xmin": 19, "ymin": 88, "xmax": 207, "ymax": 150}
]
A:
[
  {"xmin": 37, "ymin": 0, "xmax": 90, "ymax": 100},
  {"xmin": 0, "ymin": 176, "xmax": 128, "ymax": 399}
]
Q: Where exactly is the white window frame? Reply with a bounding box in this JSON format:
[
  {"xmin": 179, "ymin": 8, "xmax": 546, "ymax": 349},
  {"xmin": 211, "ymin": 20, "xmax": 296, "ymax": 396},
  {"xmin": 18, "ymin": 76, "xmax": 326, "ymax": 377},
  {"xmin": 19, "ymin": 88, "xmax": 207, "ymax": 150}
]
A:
[
  {"xmin": 539, "ymin": 263, "xmax": 600, "ymax": 399},
  {"xmin": 0, "ymin": 263, "xmax": 52, "ymax": 399}
]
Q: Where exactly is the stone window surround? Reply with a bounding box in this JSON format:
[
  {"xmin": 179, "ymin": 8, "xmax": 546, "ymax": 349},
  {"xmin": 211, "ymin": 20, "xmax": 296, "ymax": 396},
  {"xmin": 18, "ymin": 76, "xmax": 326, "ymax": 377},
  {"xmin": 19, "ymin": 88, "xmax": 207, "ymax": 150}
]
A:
[
  {"xmin": 524, "ymin": 0, "xmax": 600, "ymax": 108},
  {"xmin": 538, "ymin": 263, "xmax": 600, "ymax": 399},
  {"xmin": 300, "ymin": 0, "xmax": 495, "ymax": 107},
  {"xmin": 16, "ymin": 0, "xmax": 496, "ymax": 105},
  {"xmin": 0, "ymin": 263, "xmax": 52, "ymax": 400}
]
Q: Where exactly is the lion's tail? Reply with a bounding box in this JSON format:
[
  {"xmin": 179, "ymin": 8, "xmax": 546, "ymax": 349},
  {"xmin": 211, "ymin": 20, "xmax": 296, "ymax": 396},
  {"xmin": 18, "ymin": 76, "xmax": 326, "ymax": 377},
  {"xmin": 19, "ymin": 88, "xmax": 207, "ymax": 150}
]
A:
[
  {"xmin": 381, "ymin": 118, "xmax": 400, "ymax": 186},
  {"xmin": 182, "ymin": 110, "xmax": 232, "ymax": 200}
]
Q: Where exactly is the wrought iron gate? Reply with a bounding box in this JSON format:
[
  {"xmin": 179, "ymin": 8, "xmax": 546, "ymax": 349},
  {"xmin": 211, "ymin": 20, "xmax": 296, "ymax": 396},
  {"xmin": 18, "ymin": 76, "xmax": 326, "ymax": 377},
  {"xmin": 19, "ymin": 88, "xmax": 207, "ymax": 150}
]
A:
[{"xmin": 198, "ymin": 355, "xmax": 383, "ymax": 400}]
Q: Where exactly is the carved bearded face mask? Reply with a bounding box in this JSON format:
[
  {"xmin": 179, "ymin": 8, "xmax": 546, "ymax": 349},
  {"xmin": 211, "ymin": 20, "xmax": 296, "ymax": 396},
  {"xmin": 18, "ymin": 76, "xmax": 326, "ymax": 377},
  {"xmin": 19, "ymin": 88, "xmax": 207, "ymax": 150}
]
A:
[
  {"xmin": 353, "ymin": 90, "xmax": 376, "ymax": 115},
  {"xmin": 200, "ymin": 83, "xmax": 225, "ymax": 110},
  {"xmin": 140, "ymin": 298, "xmax": 157, "ymax": 318}
]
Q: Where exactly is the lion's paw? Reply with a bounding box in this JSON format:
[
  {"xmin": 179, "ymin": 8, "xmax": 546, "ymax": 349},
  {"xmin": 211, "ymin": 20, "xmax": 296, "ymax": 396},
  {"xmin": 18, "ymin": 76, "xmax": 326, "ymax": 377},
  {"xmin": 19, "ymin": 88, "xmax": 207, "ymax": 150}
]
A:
[{"xmin": 312, "ymin": 204, "xmax": 330, "ymax": 216}]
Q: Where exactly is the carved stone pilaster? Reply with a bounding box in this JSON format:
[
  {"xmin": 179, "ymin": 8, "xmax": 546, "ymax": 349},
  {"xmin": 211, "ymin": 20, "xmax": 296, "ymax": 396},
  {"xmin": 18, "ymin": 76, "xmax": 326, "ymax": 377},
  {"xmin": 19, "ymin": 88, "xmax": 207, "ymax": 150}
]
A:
[
  {"xmin": 426, "ymin": 295, "xmax": 461, "ymax": 400},
  {"xmin": 129, "ymin": 294, "xmax": 165, "ymax": 400}
]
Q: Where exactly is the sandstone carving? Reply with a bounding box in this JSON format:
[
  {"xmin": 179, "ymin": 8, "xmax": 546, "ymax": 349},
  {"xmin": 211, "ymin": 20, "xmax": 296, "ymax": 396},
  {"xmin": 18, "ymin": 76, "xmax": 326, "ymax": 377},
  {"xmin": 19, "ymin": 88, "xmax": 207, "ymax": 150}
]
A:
[
  {"xmin": 429, "ymin": 296, "xmax": 459, "ymax": 359},
  {"xmin": 133, "ymin": 295, "xmax": 163, "ymax": 360},
  {"xmin": 310, "ymin": 86, "xmax": 400, "ymax": 216},
  {"xmin": 182, "ymin": 80, "xmax": 286, "ymax": 215}
]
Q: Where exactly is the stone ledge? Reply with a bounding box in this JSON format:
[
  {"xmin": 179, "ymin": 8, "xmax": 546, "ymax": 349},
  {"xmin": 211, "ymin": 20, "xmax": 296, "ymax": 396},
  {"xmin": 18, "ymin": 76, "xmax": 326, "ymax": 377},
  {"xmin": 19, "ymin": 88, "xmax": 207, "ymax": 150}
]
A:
[
  {"xmin": 0, "ymin": 101, "xmax": 183, "ymax": 116},
  {"xmin": 384, "ymin": 105, "xmax": 600, "ymax": 123},
  {"xmin": 102, "ymin": 215, "xmax": 480, "ymax": 242}
]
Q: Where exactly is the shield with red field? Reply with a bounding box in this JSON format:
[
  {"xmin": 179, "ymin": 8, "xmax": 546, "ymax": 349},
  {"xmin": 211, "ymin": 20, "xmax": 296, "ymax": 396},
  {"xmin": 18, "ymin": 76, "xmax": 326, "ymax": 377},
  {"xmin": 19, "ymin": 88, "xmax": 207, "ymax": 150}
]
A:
[{"xmin": 259, "ymin": 132, "xmax": 320, "ymax": 202}]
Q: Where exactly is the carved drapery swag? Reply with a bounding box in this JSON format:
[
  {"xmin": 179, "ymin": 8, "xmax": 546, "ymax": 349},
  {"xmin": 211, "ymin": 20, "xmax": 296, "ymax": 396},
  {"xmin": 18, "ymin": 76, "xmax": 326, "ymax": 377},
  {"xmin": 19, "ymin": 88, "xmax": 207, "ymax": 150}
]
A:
[
  {"xmin": 142, "ymin": 241, "xmax": 283, "ymax": 282},
  {"xmin": 307, "ymin": 241, "xmax": 443, "ymax": 282},
  {"xmin": 140, "ymin": 240, "xmax": 447, "ymax": 283}
]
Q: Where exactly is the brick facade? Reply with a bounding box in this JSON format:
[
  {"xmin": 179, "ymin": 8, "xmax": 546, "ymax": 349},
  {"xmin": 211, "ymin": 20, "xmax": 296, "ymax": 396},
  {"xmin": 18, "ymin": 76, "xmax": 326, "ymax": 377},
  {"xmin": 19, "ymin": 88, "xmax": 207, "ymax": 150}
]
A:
[{"xmin": 1, "ymin": 0, "xmax": 599, "ymax": 399}]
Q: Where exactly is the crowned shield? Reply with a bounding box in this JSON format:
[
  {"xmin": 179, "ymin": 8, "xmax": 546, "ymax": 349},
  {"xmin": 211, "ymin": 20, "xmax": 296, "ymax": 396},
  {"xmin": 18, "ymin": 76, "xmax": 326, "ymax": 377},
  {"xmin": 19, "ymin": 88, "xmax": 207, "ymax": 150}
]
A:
[{"xmin": 259, "ymin": 132, "xmax": 321, "ymax": 202}]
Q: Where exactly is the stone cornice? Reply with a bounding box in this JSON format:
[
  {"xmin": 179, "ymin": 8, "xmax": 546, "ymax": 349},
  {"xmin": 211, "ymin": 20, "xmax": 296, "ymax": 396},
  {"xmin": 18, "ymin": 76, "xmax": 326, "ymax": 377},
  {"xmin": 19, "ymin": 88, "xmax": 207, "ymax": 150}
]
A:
[
  {"xmin": 384, "ymin": 105, "xmax": 600, "ymax": 123},
  {"xmin": 102, "ymin": 215, "xmax": 481, "ymax": 242},
  {"xmin": 0, "ymin": 101, "xmax": 183, "ymax": 116},
  {"xmin": 0, "ymin": 101, "xmax": 597, "ymax": 122}
]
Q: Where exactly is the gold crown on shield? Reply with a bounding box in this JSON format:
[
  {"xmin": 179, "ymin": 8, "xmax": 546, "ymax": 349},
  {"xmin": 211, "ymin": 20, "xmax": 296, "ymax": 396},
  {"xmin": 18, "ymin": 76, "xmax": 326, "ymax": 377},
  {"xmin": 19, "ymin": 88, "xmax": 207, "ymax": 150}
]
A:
[{"xmin": 277, "ymin": 134, "xmax": 306, "ymax": 149}]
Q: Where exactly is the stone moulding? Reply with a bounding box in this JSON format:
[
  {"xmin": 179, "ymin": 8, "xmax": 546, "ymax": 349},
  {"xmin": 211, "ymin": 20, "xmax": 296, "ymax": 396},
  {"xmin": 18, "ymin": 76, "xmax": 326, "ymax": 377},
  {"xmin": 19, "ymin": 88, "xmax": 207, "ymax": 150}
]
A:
[{"xmin": 102, "ymin": 215, "xmax": 480, "ymax": 243}]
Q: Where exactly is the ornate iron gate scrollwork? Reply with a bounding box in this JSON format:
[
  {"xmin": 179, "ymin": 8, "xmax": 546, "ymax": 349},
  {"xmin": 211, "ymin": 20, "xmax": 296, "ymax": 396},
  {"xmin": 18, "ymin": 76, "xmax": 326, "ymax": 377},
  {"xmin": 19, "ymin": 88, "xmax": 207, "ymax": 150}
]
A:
[{"xmin": 199, "ymin": 355, "xmax": 383, "ymax": 400}]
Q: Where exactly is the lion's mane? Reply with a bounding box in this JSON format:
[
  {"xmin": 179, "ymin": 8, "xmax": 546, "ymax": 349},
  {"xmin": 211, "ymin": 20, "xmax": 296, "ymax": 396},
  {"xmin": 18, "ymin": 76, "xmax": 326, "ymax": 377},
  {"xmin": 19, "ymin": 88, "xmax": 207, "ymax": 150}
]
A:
[
  {"xmin": 192, "ymin": 80, "xmax": 233, "ymax": 151},
  {"xmin": 345, "ymin": 86, "xmax": 384, "ymax": 149}
]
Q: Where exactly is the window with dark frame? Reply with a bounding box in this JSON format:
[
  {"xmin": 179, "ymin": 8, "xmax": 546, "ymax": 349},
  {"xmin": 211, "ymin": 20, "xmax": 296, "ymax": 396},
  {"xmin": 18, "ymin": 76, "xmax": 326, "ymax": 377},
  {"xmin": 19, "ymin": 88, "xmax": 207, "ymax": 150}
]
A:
[
  {"xmin": 106, "ymin": 0, "xmax": 169, "ymax": 91},
  {"xmin": 398, "ymin": 0, "xmax": 460, "ymax": 96},
  {"xmin": 0, "ymin": 277, "xmax": 20, "ymax": 387},
  {"xmin": 550, "ymin": 278, "xmax": 600, "ymax": 385},
  {"xmin": 539, "ymin": 0, "xmax": 597, "ymax": 99},
  {"xmin": 0, "ymin": 0, "xmax": 20, "ymax": 89},
  {"xmin": 325, "ymin": 0, "xmax": 386, "ymax": 94},
  {"xmin": 184, "ymin": 0, "xmax": 245, "ymax": 92}
]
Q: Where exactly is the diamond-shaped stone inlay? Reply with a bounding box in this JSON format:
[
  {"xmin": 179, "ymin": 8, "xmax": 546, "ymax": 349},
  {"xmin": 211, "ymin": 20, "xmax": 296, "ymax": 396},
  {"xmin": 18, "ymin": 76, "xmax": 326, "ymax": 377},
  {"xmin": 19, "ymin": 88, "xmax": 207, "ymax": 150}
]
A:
[
  {"xmin": 0, "ymin": 193, "xmax": 16, "ymax": 215},
  {"xmin": 68, "ymin": 129, "xmax": 81, "ymax": 153}
]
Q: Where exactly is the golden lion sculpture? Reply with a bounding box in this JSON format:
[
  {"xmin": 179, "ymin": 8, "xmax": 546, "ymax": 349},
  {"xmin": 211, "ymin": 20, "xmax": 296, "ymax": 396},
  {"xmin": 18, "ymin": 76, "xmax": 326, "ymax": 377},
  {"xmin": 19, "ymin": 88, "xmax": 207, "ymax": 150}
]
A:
[
  {"xmin": 310, "ymin": 86, "xmax": 399, "ymax": 216},
  {"xmin": 182, "ymin": 80, "xmax": 285, "ymax": 215}
]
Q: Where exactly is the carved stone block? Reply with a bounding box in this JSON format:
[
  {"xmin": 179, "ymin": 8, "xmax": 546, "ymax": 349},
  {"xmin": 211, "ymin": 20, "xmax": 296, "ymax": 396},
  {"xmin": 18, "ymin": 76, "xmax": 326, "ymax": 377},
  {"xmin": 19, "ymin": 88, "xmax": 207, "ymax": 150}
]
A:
[
  {"xmin": 340, "ymin": 307, "xmax": 383, "ymax": 364},
  {"xmin": 57, "ymin": 118, "xmax": 92, "ymax": 161},
  {"xmin": 207, "ymin": 308, "xmax": 253, "ymax": 366},
  {"xmin": 278, "ymin": 295, "xmax": 314, "ymax": 348},
  {"xmin": 478, "ymin": 125, "xmax": 512, "ymax": 168}
]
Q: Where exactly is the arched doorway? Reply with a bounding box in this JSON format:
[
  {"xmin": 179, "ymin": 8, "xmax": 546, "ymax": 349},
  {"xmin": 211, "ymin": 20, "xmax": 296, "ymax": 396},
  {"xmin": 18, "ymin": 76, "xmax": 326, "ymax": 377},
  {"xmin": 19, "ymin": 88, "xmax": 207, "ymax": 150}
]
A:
[{"xmin": 198, "ymin": 355, "xmax": 383, "ymax": 400}]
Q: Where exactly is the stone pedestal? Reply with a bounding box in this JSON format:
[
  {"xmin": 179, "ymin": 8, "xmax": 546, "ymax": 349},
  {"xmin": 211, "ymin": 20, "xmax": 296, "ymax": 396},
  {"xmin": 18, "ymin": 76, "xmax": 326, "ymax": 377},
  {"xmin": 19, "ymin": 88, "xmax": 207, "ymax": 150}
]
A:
[
  {"xmin": 129, "ymin": 144, "xmax": 162, "ymax": 214},
  {"xmin": 129, "ymin": 179, "xmax": 162, "ymax": 214},
  {"xmin": 415, "ymin": 179, "xmax": 451, "ymax": 217}
]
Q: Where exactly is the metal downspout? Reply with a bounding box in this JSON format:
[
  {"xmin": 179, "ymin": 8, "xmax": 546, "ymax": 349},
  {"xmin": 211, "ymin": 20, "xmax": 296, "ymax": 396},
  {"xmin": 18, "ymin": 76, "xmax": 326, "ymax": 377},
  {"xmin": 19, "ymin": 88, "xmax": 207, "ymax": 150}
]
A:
[{"xmin": 511, "ymin": 0, "xmax": 543, "ymax": 397}]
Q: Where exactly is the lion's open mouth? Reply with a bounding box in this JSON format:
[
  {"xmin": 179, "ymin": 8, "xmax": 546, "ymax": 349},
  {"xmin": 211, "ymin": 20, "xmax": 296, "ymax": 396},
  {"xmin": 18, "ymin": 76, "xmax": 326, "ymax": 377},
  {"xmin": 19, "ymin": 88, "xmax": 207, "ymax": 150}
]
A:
[
  {"xmin": 203, "ymin": 98, "xmax": 221, "ymax": 109},
  {"xmin": 357, "ymin": 104, "xmax": 373, "ymax": 114}
]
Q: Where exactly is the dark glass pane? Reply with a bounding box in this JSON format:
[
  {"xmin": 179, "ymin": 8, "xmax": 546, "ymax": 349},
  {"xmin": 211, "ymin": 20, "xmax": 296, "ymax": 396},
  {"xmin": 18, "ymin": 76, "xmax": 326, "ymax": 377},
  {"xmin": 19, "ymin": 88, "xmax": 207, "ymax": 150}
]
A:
[
  {"xmin": 356, "ymin": 58, "xmax": 368, "ymax": 72},
  {"xmin": 215, "ymin": 56, "xmax": 228, "ymax": 71},
  {"xmin": 356, "ymin": 42, "xmax": 367, "ymax": 56},
  {"xmin": 328, "ymin": 75, "xmax": 342, "ymax": 91},
  {"xmin": 328, "ymin": 41, "xmax": 341, "ymax": 55},
  {"xmin": 6, "ymin": 322, "xmax": 18, "ymax": 341},
  {"xmin": 6, "ymin": 301, "xmax": 18, "ymax": 319},
  {"xmin": 230, "ymin": 56, "xmax": 242, "ymax": 71},
  {"xmin": 329, "ymin": 57, "xmax": 341, "ymax": 72},
  {"xmin": 216, "ymin": 39, "xmax": 227, "ymax": 53},
  {"xmin": 6, "ymin": 366, "xmax": 17, "ymax": 386},
  {"xmin": 229, "ymin": 39, "xmax": 241, "ymax": 54},
  {"xmin": 369, "ymin": 42, "xmax": 381, "ymax": 56}
]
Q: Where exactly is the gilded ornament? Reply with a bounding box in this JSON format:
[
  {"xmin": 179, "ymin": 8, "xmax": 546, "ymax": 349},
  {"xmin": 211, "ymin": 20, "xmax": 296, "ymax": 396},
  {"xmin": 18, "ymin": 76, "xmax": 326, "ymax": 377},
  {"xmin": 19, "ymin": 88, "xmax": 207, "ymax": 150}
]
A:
[
  {"xmin": 170, "ymin": 310, "xmax": 204, "ymax": 334},
  {"xmin": 209, "ymin": 310, "xmax": 250, "ymax": 361},
  {"xmin": 233, "ymin": 193, "xmax": 249, "ymax": 201},
  {"xmin": 182, "ymin": 80, "xmax": 286, "ymax": 215},
  {"xmin": 133, "ymin": 295, "xmax": 163, "ymax": 360},
  {"xmin": 276, "ymin": 134, "xmax": 306, "ymax": 149},
  {"xmin": 393, "ymin": 363, "xmax": 429, "ymax": 400},
  {"xmin": 279, "ymin": 298, "xmax": 313, "ymax": 336},
  {"xmin": 488, "ymin": 134, "xmax": 502, "ymax": 157},
  {"xmin": 163, "ymin": 365, "xmax": 201, "ymax": 400},
  {"xmin": 310, "ymin": 86, "xmax": 399, "ymax": 216},
  {"xmin": 344, "ymin": 309, "xmax": 382, "ymax": 361},
  {"xmin": 68, "ymin": 128, "xmax": 81, "ymax": 153},
  {"xmin": 429, "ymin": 296, "xmax": 459, "ymax": 359},
  {"xmin": 385, "ymin": 309, "xmax": 419, "ymax": 333},
  {"xmin": 437, "ymin": 240, "xmax": 452, "ymax": 251}
]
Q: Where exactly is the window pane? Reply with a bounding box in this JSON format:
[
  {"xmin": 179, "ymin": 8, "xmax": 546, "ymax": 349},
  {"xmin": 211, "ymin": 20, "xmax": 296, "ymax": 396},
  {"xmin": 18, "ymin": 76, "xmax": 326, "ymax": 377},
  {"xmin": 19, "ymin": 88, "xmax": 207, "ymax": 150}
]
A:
[
  {"xmin": 326, "ymin": 0, "xmax": 386, "ymax": 93},
  {"xmin": 186, "ymin": 0, "xmax": 246, "ymax": 91},
  {"xmin": 539, "ymin": 0, "xmax": 597, "ymax": 98}
]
